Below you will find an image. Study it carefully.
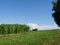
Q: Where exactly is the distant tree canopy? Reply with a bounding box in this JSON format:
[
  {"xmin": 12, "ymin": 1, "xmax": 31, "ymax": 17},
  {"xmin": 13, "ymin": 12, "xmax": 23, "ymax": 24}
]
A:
[
  {"xmin": 52, "ymin": 0, "xmax": 60, "ymax": 26},
  {"xmin": 32, "ymin": 29, "xmax": 38, "ymax": 31},
  {"xmin": 0, "ymin": 24, "xmax": 30, "ymax": 34}
]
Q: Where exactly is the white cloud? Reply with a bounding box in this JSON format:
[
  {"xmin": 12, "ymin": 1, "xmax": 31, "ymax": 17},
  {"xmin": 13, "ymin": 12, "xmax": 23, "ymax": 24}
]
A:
[{"xmin": 27, "ymin": 23, "xmax": 60, "ymax": 30}]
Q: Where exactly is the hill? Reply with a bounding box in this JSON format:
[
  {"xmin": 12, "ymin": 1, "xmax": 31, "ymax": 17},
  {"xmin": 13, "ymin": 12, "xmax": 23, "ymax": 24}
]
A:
[{"xmin": 0, "ymin": 30, "xmax": 60, "ymax": 45}]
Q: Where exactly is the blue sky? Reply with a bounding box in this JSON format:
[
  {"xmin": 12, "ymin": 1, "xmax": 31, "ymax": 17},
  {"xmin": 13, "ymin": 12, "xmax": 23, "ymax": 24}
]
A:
[{"xmin": 0, "ymin": 0, "xmax": 56, "ymax": 26}]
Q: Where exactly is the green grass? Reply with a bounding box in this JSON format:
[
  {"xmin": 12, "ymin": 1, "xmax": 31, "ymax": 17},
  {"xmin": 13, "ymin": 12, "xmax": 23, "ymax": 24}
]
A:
[{"xmin": 0, "ymin": 30, "xmax": 60, "ymax": 45}]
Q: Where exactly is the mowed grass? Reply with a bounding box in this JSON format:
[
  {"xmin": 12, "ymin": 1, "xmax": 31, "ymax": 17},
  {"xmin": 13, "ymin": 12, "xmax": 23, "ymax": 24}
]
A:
[{"xmin": 0, "ymin": 30, "xmax": 60, "ymax": 45}]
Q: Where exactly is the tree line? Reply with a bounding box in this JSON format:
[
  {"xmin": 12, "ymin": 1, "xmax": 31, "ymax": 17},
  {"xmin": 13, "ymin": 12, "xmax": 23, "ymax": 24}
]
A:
[{"xmin": 0, "ymin": 24, "xmax": 30, "ymax": 34}]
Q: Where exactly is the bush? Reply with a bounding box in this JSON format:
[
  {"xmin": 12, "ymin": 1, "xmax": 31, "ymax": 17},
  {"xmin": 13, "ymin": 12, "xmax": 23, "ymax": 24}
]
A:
[{"xmin": 32, "ymin": 29, "xmax": 38, "ymax": 31}]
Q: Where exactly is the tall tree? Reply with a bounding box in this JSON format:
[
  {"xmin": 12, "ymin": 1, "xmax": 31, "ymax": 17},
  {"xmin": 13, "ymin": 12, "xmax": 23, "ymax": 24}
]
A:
[{"xmin": 52, "ymin": 0, "xmax": 60, "ymax": 26}]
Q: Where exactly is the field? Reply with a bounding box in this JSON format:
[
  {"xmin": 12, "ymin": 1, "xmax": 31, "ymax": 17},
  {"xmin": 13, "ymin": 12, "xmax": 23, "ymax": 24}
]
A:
[{"xmin": 0, "ymin": 30, "xmax": 60, "ymax": 45}]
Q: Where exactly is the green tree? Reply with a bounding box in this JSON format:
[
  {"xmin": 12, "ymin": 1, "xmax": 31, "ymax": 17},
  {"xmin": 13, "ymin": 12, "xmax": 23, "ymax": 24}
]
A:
[
  {"xmin": 0, "ymin": 24, "xmax": 30, "ymax": 34},
  {"xmin": 52, "ymin": 0, "xmax": 60, "ymax": 26}
]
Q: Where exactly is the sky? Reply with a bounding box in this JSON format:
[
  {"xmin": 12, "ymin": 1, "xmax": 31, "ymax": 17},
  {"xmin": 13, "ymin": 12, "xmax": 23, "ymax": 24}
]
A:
[{"xmin": 0, "ymin": 0, "xmax": 59, "ymax": 30}]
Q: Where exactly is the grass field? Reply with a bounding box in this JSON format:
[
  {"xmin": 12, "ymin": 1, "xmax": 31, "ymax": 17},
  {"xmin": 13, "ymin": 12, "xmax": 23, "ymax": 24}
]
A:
[{"xmin": 0, "ymin": 30, "xmax": 60, "ymax": 45}]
